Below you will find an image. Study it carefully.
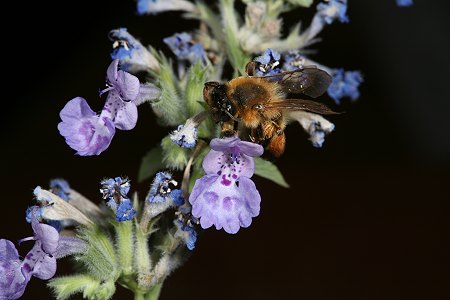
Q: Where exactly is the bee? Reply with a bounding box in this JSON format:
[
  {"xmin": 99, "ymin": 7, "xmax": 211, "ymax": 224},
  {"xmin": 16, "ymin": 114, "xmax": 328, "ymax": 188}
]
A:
[{"xmin": 203, "ymin": 61, "xmax": 336, "ymax": 157}]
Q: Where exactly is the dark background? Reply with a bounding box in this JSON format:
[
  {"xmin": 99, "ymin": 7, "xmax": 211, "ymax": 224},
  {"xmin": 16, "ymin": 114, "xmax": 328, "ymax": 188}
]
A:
[{"xmin": 2, "ymin": 0, "xmax": 450, "ymax": 299}]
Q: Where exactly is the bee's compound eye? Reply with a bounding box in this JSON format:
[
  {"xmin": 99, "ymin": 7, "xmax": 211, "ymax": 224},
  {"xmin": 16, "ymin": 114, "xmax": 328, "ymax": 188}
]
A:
[{"xmin": 254, "ymin": 104, "xmax": 264, "ymax": 110}]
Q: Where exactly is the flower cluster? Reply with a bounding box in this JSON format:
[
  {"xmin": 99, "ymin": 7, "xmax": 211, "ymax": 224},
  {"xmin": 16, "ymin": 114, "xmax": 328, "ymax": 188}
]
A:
[{"xmin": 1, "ymin": 0, "xmax": 413, "ymax": 299}]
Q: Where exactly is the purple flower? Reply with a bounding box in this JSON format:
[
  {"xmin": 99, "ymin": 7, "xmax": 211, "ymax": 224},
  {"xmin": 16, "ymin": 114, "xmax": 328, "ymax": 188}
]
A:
[
  {"xmin": 254, "ymin": 48, "xmax": 282, "ymax": 76},
  {"xmin": 302, "ymin": 0, "xmax": 349, "ymax": 45},
  {"xmin": 163, "ymin": 32, "xmax": 206, "ymax": 64},
  {"xmin": 1, "ymin": 208, "xmax": 85, "ymax": 299},
  {"xmin": 174, "ymin": 220, "xmax": 197, "ymax": 250},
  {"xmin": 100, "ymin": 177, "xmax": 136, "ymax": 222},
  {"xmin": 58, "ymin": 97, "xmax": 116, "ymax": 156},
  {"xmin": 0, "ymin": 240, "xmax": 27, "ymax": 299},
  {"xmin": 147, "ymin": 172, "xmax": 183, "ymax": 205},
  {"xmin": 49, "ymin": 178, "xmax": 70, "ymax": 201},
  {"xmin": 396, "ymin": 0, "xmax": 413, "ymax": 7},
  {"xmin": 327, "ymin": 68, "xmax": 363, "ymax": 104},
  {"xmin": 109, "ymin": 28, "xmax": 160, "ymax": 73},
  {"xmin": 137, "ymin": 0, "xmax": 196, "ymax": 15},
  {"xmin": 282, "ymin": 50, "xmax": 306, "ymax": 71},
  {"xmin": 58, "ymin": 60, "xmax": 160, "ymax": 156},
  {"xmin": 189, "ymin": 137, "xmax": 264, "ymax": 234},
  {"xmin": 316, "ymin": 0, "xmax": 349, "ymax": 24}
]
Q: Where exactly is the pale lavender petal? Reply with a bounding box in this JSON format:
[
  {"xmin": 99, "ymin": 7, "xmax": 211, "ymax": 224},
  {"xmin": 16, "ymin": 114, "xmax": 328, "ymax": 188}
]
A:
[
  {"xmin": 209, "ymin": 137, "xmax": 240, "ymax": 152},
  {"xmin": 58, "ymin": 97, "xmax": 115, "ymax": 156},
  {"xmin": 237, "ymin": 140, "xmax": 264, "ymax": 157},
  {"xmin": 209, "ymin": 137, "xmax": 263, "ymax": 157},
  {"xmin": 202, "ymin": 149, "xmax": 255, "ymax": 178},
  {"xmin": 31, "ymin": 221, "xmax": 59, "ymax": 255},
  {"xmin": 0, "ymin": 240, "xmax": 27, "ymax": 300},
  {"xmin": 237, "ymin": 177, "xmax": 261, "ymax": 218},
  {"xmin": 106, "ymin": 59, "xmax": 119, "ymax": 84},
  {"xmin": 0, "ymin": 239, "xmax": 20, "ymax": 261},
  {"xmin": 189, "ymin": 175, "xmax": 260, "ymax": 234},
  {"xmin": 22, "ymin": 243, "xmax": 56, "ymax": 280},
  {"xmin": 189, "ymin": 174, "xmax": 217, "ymax": 206},
  {"xmin": 105, "ymin": 91, "xmax": 138, "ymax": 130},
  {"xmin": 201, "ymin": 149, "xmax": 224, "ymax": 174},
  {"xmin": 54, "ymin": 237, "xmax": 86, "ymax": 259},
  {"xmin": 0, "ymin": 240, "xmax": 25, "ymax": 293},
  {"xmin": 115, "ymin": 70, "xmax": 140, "ymax": 101},
  {"xmin": 106, "ymin": 59, "xmax": 140, "ymax": 101}
]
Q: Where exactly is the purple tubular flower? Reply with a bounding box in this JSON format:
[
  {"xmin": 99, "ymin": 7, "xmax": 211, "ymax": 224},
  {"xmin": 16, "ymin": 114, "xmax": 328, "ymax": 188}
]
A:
[
  {"xmin": 254, "ymin": 48, "xmax": 282, "ymax": 76},
  {"xmin": 282, "ymin": 50, "xmax": 306, "ymax": 71},
  {"xmin": 109, "ymin": 28, "xmax": 159, "ymax": 73},
  {"xmin": 100, "ymin": 177, "xmax": 136, "ymax": 222},
  {"xmin": 49, "ymin": 178, "xmax": 70, "ymax": 201},
  {"xmin": 316, "ymin": 0, "xmax": 349, "ymax": 24},
  {"xmin": 147, "ymin": 172, "xmax": 184, "ymax": 205},
  {"xmin": 137, "ymin": 0, "xmax": 197, "ymax": 16},
  {"xmin": 327, "ymin": 68, "xmax": 363, "ymax": 104},
  {"xmin": 174, "ymin": 220, "xmax": 197, "ymax": 250},
  {"xmin": 396, "ymin": 0, "xmax": 413, "ymax": 7},
  {"xmin": 58, "ymin": 60, "xmax": 160, "ymax": 156},
  {"xmin": 1, "ymin": 207, "xmax": 86, "ymax": 299},
  {"xmin": 163, "ymin": 32, "xmax": 206, "ymax": 64},
  {"xmin": 58, "ymin": 97, "xmax": 116, "ymax": 156},
  {"xmin": 189, "ymin": 137, "xmax": 264, "ymax": 234}
]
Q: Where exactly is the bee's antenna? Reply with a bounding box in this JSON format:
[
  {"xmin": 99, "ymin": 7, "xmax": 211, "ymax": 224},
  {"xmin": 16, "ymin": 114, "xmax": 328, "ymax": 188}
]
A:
[{"xmin": 223, "ymin": 109, "xmax": 239, "ymax": 121}]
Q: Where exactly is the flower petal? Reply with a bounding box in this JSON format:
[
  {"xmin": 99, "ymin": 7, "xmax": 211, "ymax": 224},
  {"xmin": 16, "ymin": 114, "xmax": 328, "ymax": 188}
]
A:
[
  {"xmin": 189, "ymin": 175, "xmax": 260, "ymax": 234},
  {"xmin": 23, "ymin": 243, "xmax": 57, "ymax": 280},
  {"xmin": 0, "ymin": 240, "xmax": 27, "ymax": 300},
  {"xmin": 106, "ymin": 91, "xmax": 138, "ymax": 130},
  {"xmin": 58, "ymin": 97, "xmax": 116, "ymax": 156},
  {"xmin": 106, "ymin": 59, "xmax": 119, "ymax": 83},
  {"xmin": 202, "ymin": 149, "xmax": 255, "ymax": 178},
  {"xmin": 106, "ymin": 59, "xmax": 140, "ymax": 101},
  {"xmin": 114, "ymin": 70, "xmax": 140, "ymax": 101}
]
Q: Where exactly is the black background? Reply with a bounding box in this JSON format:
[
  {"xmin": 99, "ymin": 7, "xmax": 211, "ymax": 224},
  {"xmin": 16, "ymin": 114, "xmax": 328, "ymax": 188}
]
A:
[{"xmin": 1, "ymin": 1, "xmax": 450, "ymax": 299}]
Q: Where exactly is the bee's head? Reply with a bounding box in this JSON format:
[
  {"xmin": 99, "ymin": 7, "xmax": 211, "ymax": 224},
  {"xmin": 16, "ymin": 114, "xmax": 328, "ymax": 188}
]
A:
[{"xmin": 203, "ymin": 81, "xmax": 235, "ymax": 122}]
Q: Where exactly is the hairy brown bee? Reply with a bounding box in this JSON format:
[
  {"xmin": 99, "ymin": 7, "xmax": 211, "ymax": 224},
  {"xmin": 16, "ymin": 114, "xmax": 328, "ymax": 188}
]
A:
[{"xmin": 203, "ymin": 62, "xmax": 336, "ymax": 157}]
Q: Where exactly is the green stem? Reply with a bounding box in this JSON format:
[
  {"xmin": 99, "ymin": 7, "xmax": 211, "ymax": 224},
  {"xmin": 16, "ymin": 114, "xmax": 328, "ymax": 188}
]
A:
[
  {"xmin": 115, "ymin": 220, "xmax": 134, "ymax": 275},
  {"xmin": 135, "ymin": 292, "xmax": 145, "ymax": 300},
  {"xmin": 135, "ymin": 228, "xmax": 152, "ymax": 289},
  {"xmin": 145, "ymin": 283, "xmax": 163, "ymax": 300}
]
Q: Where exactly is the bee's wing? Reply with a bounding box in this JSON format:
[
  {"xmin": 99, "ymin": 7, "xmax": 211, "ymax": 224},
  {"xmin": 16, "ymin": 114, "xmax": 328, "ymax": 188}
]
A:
[
  {"xmin": 258, "ymin": 67, "xmax": 332, "ymax": 98},
  {"xmin": 261, "ymin": 99, "xmax": 338, "ymax": 115}
]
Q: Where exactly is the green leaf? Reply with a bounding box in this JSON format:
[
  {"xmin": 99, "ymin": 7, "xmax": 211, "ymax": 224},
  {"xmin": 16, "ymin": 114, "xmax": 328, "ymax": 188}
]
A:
[
  {"xmin": 185, "ymin": 61, "xmax": 208, "ymax": 116},
  {"xmin": 138, "ymin": 146, "xmax": 164, "ymax": 183},
  {"xmin": 254, "ymin": 157, "xmax": 290, "ymax": 188},
  {"xmin": 77, "ymin": 226, "xmax": 118, "ymax": 281},
  {"xmin": 220, "ymin": 0, "xmax": 251, "ymax": 75},
  {"xmin": 150, "ymin": 51, "xmax": 186, "ymax": 126},
  {"xmin": 285, "ymin": 0, "xmax": 313, "ymax": 7},
  {"xmin": 48, "ymin": 274, "xmax": 100, "ymax": 300},
  {"xmin": 161, "ymin": 136, "xmax": 190, "ymax": 171}
]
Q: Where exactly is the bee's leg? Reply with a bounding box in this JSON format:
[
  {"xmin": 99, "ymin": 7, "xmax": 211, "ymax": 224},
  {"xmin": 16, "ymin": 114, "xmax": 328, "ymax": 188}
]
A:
[
  {"xmin": 269, "ymin": 120, "xmax": 285, "ymax": 136},
  {"xmin": 249, "ymin": 127, "xmax": 263, "ymax": 143},
  {"xmin": 267, "ymin": 132, "xmax": 286, "ymax": 157}
]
